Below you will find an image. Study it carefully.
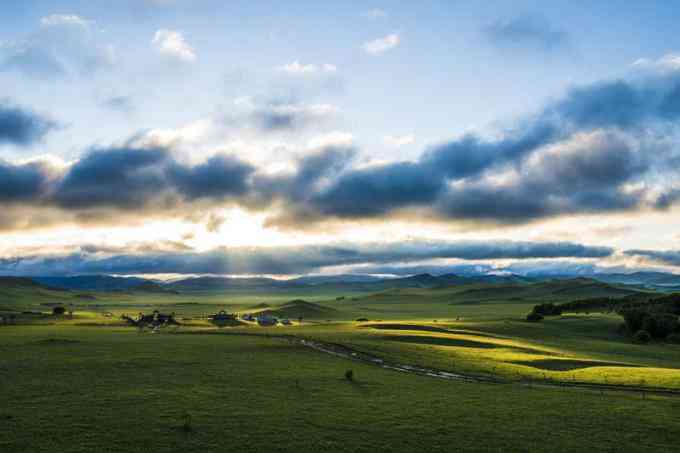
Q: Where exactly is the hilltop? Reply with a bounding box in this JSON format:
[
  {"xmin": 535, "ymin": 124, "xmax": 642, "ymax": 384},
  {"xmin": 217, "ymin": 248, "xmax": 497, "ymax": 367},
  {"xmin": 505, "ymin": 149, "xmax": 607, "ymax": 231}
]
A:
[{"xmin": 258, "ymin": 299, "xmax": 341, "ymax": 320}]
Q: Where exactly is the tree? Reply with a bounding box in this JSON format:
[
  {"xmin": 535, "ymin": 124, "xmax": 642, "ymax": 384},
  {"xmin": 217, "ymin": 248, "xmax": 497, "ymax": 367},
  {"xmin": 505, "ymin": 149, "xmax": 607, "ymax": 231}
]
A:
[{"xmin": 526, "ymin": 312, "xmax": 544, "ymax": 322}]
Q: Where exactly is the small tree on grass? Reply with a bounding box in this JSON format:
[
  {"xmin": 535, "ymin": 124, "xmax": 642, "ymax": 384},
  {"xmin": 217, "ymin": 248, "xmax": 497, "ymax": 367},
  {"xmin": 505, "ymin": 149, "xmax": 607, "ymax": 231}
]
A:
[
  {"xmin": 52, "ymin": 306, "xmax": 66, "ymax": 316},
  {"xmin": 345, "ymin": 369, "xmax": 354, "ymax": 382},
  {"xmin": 181, "ymin": 411, "xmax": 192, "ymax": 433}
]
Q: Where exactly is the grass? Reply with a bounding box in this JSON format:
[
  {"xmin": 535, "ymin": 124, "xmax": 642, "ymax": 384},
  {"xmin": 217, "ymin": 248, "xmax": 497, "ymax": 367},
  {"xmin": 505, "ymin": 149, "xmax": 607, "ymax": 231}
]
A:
[
  {"xmin": 2, "ymin": 325, "xmax": 680, "ymax": 452},
  {"xmin": 2, "ymin": 279, "xmax": 680, "ymax": 451}
]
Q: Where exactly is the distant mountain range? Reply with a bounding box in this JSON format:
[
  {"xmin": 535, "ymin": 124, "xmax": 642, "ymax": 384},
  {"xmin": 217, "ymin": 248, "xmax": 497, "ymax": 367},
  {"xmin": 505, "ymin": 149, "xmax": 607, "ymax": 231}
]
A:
[{"xmin": 23, "ymin": 270, "xmax": 680, "ymax": 293}]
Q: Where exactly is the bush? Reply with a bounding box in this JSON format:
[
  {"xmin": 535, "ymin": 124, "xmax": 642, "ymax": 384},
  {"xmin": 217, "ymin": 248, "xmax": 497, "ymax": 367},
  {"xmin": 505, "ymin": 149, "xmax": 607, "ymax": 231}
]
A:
[
  {"xmin": 532, "ymin": 303, "xmax": 563, "ymax": 316},
  {"xmin": 666, "ymin": 333, "xmax": 680, "ymax": 344},
  {"xmin": 633, "ymin": 330, "xmax": 652, "ymax": 344},
  {"xmin": 526, "ymin": 312, "xmax": 544, "ymax": 322},
  {"xmin": 52, "ymin": 306, "xmax": 66, "ymax": 316},
  {"xmin": 344, "ymin": 369, "xmax": 354, "ymax": 381},
  {"xmin": 355, "ymin": 318, "xmax": 369, "ymax": 322}
]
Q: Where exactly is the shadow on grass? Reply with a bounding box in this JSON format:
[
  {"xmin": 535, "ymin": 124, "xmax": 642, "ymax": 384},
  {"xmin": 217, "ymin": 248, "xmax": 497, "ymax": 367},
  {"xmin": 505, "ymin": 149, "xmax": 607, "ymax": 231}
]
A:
[
  {"xmin": 509, "ymin": 359, "xmax": 642, "ymax": 371},
  {"xmin": 364, "ymin": 323, "xmax": 504, "ymax": 339},
  {"xmin": 380, "ymin": 334, "xmax": 547, "ymax": 355},
  {"xmin": 33, "ymin": 338, "xmax": 82, "ymax": 345}
]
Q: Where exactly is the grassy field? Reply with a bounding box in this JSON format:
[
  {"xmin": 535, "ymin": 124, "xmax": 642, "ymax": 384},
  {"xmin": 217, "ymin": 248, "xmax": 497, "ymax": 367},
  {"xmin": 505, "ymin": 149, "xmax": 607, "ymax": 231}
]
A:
[
  {"xmin": 2, "ymin": 325, "xmax": 680, "ymax": 453},
  {"xmin": 2, "ymin": 279, "xmax": 680, "ymax": 451}
]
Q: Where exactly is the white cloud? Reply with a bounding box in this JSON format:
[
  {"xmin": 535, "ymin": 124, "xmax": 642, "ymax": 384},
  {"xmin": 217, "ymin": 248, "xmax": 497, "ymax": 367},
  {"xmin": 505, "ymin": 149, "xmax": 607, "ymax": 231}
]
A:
[
  {"xmin": 384, "ymin": 134, "xmax": 415, "ymax": 147},
  {"xmin": 278, "ymin": 61, "xmax": 337, "ymax": 75},
  {"xmin": 362, "ymin": 9, "xmax": 388, "ymax": 19},
  {"xmin": 133, "ymin": 118, "xmax": 214, "ymax": 148},
  {"xmin": 362, "ymin": 33, "xmax": 400, "ymax": 55},
  {"xmin": 308, "ymin": 131, "xmax": 354, "ymax": 149},
  {"xmin": 40, "ymin": 14, "xmax": 90, "ymax": 29},
  {"xmin": 264, "ymin": 103, "xmax": 339, "ymax": 119},
  {"xmin": 152, "ymin": 29, "xmax": 197, "ymax": 62},
  {"xmin": 1, "ymin": 14, "xmax": 114, "ymax": 78},
  {"xmin": 632, "ymin": 53, "xmax": 680, "ymax": 73}
]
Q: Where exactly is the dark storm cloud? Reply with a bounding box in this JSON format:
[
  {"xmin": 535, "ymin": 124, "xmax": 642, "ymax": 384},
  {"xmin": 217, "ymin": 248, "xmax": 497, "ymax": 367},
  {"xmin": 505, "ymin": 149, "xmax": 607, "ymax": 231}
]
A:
[
  {"xmin": 0, "ymin": 160, "xmax": 54, "ymax": 202},
  {"xmin": 4, "ymin": 67, "xmax": 680, "ymax": 230},
  {"xmin": 253, "ymin": 144, "xmax": 356, "ymax": 203},
  {"xmin": 0, "ymin": 101, "xmax": 56, "ymax": 146},
  {"xmin": 168, "ymin": 155, "xmax": 255, "ymax": 199},
  {"xmin": 484, "ymin": 15, "xmax": 569, "ymax": 52},
  {"xmin": 264, "ymin": 71, "xmax": 680, "ymax": 226},
  {"xmin": 553, "ymin": 79, "xmax": 680, "ymax": 129},
  {"xmin": 54, "ymin": 147, "xmax": 170, "ymax": 209},
  {"xmin": 53, "ymin": 146, "xmax": 256, "ymax": 210},
  {"xmin": 0, "ymin": 239, "xmax": 613, "ymax": 276}
]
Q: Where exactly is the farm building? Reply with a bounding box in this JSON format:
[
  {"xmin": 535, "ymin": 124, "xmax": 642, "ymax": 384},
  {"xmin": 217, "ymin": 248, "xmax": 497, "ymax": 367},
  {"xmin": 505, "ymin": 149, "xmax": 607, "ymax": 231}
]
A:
[{"xmin": 256, "ymin": 313, "xmax": 278, "ymax": 326}]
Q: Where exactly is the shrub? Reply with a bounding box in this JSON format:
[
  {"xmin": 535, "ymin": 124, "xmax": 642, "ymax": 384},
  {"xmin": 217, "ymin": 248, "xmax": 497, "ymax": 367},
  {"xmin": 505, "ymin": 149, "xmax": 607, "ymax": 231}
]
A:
[
  {"xmin": 532, "ymin": 303, "xmax": 563, "ymax": 316},
  {"xmin": 344, "ymin": 369, "xmax": 354, "ymax": 382},
  {"xmin": 355, "ymin": 318, "xmax": 369, "ymax": 322},
  {"xmin": 526, "ymin": 312, "xmax": 544, "ymax": 322},
  {"xmin": 52, "ymin": 306, "xmax": 66, "ymax": 316},
  {"xmin": 633, "ymin": 330, "xmax": 652, "ymax": 344},
  {"xmin": 666, "ymin": 333, "xmax": 680, "ymax": 344}
]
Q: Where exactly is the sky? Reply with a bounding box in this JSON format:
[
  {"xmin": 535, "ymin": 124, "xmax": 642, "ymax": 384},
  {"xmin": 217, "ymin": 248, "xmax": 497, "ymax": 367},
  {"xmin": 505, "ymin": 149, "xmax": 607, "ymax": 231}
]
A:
[{"xmin": 2, "ymin": 0, "xmax": 680, "ymax": 277}]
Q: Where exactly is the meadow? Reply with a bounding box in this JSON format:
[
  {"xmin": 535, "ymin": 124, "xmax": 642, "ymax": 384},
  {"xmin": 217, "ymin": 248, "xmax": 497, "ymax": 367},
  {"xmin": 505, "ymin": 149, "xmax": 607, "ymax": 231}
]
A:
[{"xmin": 2, "ymin": 278, "xmax": 680, "ymax": 451}]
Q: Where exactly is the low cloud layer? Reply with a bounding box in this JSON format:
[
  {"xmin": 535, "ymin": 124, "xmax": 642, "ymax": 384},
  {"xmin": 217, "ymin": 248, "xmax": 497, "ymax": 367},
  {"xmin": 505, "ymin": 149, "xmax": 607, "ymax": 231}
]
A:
[
  {"xmin": 0, "ymin": 239, "xmax": 613, "ymax": 276},
  {"xmin": 624, "ymin": 249, "xmax": 680, "ymax": 267}
]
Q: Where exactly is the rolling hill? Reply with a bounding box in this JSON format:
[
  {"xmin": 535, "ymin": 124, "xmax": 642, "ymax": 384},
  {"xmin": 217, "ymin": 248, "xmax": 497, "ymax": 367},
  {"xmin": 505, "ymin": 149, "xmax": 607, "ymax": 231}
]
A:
[{"xmin": 258, "ymin": 299, "xmax": 341, "ymax": 320}]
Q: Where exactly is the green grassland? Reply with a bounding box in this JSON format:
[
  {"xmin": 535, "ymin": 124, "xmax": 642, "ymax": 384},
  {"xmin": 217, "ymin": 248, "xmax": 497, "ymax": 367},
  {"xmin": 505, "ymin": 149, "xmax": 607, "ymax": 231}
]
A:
[
  {"xmin": 2, "ymin": 277, "xmax": 680, "ymax": 451},
  {"xmin": 2, "ymin": 326, "xmax": 680, "ymax": 453}
]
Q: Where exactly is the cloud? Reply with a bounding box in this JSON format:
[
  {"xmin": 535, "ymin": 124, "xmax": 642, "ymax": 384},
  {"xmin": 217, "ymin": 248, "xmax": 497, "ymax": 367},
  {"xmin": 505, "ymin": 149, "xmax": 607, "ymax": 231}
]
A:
[
  {"xmin": 277, "ymin": 61, "xmax": 337, "ymax": 76},
  {"xmin": 252, "ymin": 102, "xmax": 339, "ymax": 131},
  {"xmin": 384, "ymin": 134, "xmax": 415, "ymax": 147},
  {"xmin": 484, "ymin": 15, "xmax": 569, "ymax": 52},
  {"xmin": 53, "ymin": 145, "xmax": 255, "ymax": 210},
  {"xmin": 0, "ymin": 100, "xmax": 57, "ymax": 146},
  {"xmin": 624, "ymin": 249, "xmax": 680, "ymax": 267},
  {"xmin": 0, "ymin": 160, "xmax": 55, "ymax": 203},
  {"xmin": 260, "ymin": 68, "xmax": 680, "ymax": 227},
  {"xmin": 102, "ymin": 95, "xmax": 134, "ymax": 112},
  {"xmin": 6, "ymin": 59, "xmax": 680, "ymax": 232},
  {"xmin": 0, "ymin": 239, "xmax": 613, "ymax": 276},
  {"xmin": 632, "ymin": 53, "xmax": 680, "ymax": 74},
  {"xmin": 40, "ymin": 14, "xmax": 90, "ymax": 28},
  {"xmin": 362, "ymin": 9, "xmax": 388, "ymax": 19},
  {"xmin": 362, "ymin": 33, "xmax": 400, "ymax": 55},
  {"xmin": 152, "ymin": 29, "xmax": 196, "ymax": 62},
  {"xmin": 205, "ymin": 213, "xmax": 226, "ymax": 233},
  {"xmin": 0, "ymin": 14, "xmax": 114, "ymax": 78}
]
